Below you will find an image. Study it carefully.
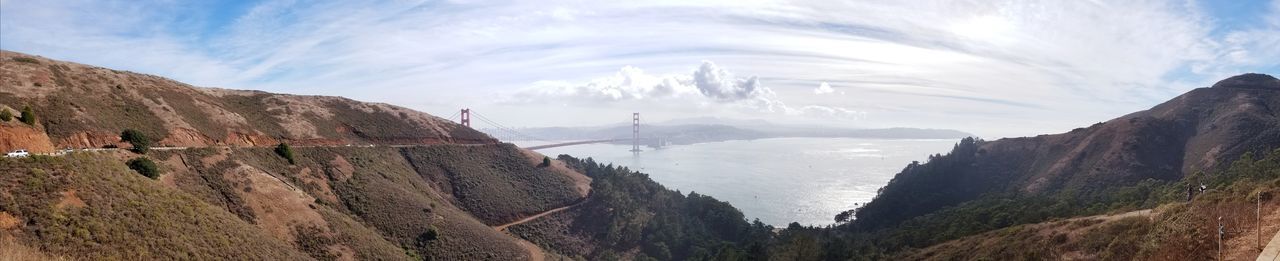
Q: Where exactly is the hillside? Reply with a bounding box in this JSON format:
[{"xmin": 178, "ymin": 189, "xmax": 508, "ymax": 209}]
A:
[
  {"xmin": 854, "ymin": 74, "xmax": 1280, "ymax": 230},
  {"xmin": 0, "ymin": 50, "xmax": 491, "ymax": 153},
  {"xmin": 903, "ymin": 147, "xmax": 1280, "ymax": 260},
  {"xmin": 4, "ymin": 50, "xmax": 1279, "ymax": 260},
  {"xmin": 0, "ymin": 154, "xmax": 313, "ymax": 260},
  {"xmin": 768, "ymin": 73, "xmax": 1280, "ymax": 258},
  {"xmin": 0, "ymin": 51, "xmax": 592, "ymax": 260}
]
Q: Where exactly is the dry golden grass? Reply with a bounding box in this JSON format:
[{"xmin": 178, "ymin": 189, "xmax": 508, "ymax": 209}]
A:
[{"xmin": 0, "ymin": 236, "xmax": 68, "ymax": 261}]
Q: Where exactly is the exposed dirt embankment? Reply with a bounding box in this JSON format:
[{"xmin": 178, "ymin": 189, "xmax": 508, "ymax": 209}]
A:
[
  {"xmin": 0, "ymin": 122, "xmax": 55, "ymax": 153},
  {"xmin": 54, "ymin": 131, "xmax": 121, "ymax": 149}
]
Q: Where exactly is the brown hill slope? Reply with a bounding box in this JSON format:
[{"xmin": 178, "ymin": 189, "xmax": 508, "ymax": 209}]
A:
[
  {"xmin": 0, "ymin": 154, "xmax": 313, "ymax": 260},
  {"xmin": 0, "ymin": 51, "xmax": 590, "ymax": 260},
  {"xmin": 855, "ymin": 73, "xmax": 1280, "ymax": 231},
  {"xmin": 0, "ymin": 50, "xmax": 491, "ymax": 152},
  {"xmin": 903, "ymin": 147, "xmax": 1280, "ymax": 260},
  {"xmin": 150, "ymin": 145, "xmax": 578, "ymax": 260}
]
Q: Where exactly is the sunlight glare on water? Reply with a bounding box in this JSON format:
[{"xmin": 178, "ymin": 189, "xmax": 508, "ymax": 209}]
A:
[{"xmin": 517, "ymin": 138, "xmax": 958, "ymax": 227}]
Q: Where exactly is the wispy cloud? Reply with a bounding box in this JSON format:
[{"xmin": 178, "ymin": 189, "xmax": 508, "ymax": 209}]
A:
[{"xmin": 1, "ymin": 0, "xmax": 1277, "ymax": 138}]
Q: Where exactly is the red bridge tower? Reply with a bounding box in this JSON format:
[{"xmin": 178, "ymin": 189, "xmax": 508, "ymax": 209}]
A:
[
  {"xmin": 460, "ymin": 108, "xmax": 471, "ymax": 127},
  {"xmin": 631, "ymin": 113, "xmax": 641, "ymax": 152}
]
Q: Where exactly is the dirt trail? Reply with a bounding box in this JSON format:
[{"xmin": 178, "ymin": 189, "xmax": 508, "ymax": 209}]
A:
[
  {"xmin": 511, "ymin": 236, "xmax": 546, "ymax": 261},
  {"xmin": 494, "ymin": 198, "xmax": 586, "ymax": 232},
  {"xmin": 1262, "ymin": 230, "xmax": 1280, "ymax": 261},
  {"xmin": 1094, "ymin": 209, "xmax": 1153, "ymax": 221}
]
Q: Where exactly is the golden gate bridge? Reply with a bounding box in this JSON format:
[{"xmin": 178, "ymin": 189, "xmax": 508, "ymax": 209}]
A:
[{"xmin": 443, "ymin": 109, "xmax": 650, "ymax": 151}]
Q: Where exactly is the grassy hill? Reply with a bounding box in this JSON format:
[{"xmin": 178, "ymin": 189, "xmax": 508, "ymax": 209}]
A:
[
  {"xmin": 0, "ymin": 50, "xmax": 492, "ymax": 152},
  {"xmin": 0, "ymin": 154, "xmax": 311, "ymax": 260},
  {"xmin": 150, "ymin": 145, "xmax": 587, "ymax": 260},
  {"xmin": 0, "ymin": 51, "xmax": 591, "ymax": 260},
  {"xmin": 837, "ymin": 74, "xmax": 1280, "ymax": 252},
  {"xmin": 903, "ymin": 148, "xmax": 1280, "ymax": 260}
]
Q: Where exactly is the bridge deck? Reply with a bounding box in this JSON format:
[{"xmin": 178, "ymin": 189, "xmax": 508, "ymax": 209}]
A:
[{"xmin": 525, "ymin": 139, "xmax": 627, "ymax": 150}]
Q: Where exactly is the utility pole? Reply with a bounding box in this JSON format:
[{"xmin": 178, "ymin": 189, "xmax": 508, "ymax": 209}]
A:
[
  {"xmin": 1260, "ymin": 193, "xmax": 1264, "ymax": 252},
  {"xmin": 1218, "ymin": 216, "xmax": 1223, "ymax": 261}
]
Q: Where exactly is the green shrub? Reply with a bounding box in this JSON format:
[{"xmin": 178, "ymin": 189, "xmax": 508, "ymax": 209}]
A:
[
  {"xmin": 126, "ymin": 157, "xmax": 160, "ymax": 179},
  {"xmin": 19, "ymin": 106, "xmax": 35, "ymax": 125},
  {"xmin": 274, "ymin": 143, "xmax": 296, "ymax": 164},
  {"xmin": 11, "ymin": 57, "xmax": 40, "ymax": 64},
  {"xmin": 541, "ymin": 156, "xmax": 552, "ymax": 167},
  {"xmin": 121, "ymin": 129, "xmax": 150, "ymax": 154},
  {"xmin": 0, "ymin": 108, "xmax": 11, "ymax": 122},
  {"xmin": 414, "ymin": 225, "xmax": 440, "ymax": 247}
]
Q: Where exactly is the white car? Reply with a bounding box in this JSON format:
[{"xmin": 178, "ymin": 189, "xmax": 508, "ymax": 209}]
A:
[{"xmin": 6, "ymin": 149, "xmax": 30, "ymax": 158}]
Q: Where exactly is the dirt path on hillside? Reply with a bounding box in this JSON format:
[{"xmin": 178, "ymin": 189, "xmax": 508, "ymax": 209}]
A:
[
  {"xmin": 511, "ymin": 236, "xmax": 546, "ymax": 261},
  {"xmin": 494, "ymin": 198, "xmax": 587, "ymax": 232},
  {"xmin": 1094, "ymin": 209, "xmax": 1153, "ymax": 221},
  {"xmin": 1262, "ymin": 230, "xmax": 1280, "ymax": 261}
]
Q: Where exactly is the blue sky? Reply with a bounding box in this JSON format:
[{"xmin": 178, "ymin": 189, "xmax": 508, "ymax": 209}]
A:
[{"xmin": 2, "ymin": 0, "xmax": 1278, "ymax": 138}]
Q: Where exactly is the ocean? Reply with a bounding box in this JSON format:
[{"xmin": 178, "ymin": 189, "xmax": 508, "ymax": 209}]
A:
[{"xmin": 516, "ymin": 137, "xmax": 959, "ymax": 227}]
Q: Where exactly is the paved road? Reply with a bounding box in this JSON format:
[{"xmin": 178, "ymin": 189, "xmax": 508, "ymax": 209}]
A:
[
  {"xmin": 1261, "ymin": 229, "xmax": 1280, "ymax": 261},
  {"xmin": 57, "ymin": 143, "xmax": 490, "ymax": 154}
]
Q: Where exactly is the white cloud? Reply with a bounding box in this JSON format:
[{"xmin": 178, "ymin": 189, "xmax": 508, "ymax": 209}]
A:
[
  {"xmin": 519, "ymin": 65, "xmax": 698, "ymax": 101},
  {"xmin": 814, "ymin": 82, "xmax": 835, "ymax": 94},
  {"xmin": 1, "ymin": 0, "xmax": 1276, "ymax": 137},
  {"xmin": 798, "ymin": 105, "xmax": 865, "ymax": 119},
  {"xmin": 693, "ymin": 61, "xmax": 771, "ymax": 101},
  {"xmin": 517, "ymin": 61, "xmax": 778, "ymax": 103},
  {"xmin": 513, "ymin": 61, "xmax": 863, "ymax": 119}
]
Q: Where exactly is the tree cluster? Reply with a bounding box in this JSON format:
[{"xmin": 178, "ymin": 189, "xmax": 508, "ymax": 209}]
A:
[
  {"xmin": 120, "ymin": 129, "xmax": 151, "ymax": 154},
  {"xmin": 274, "ymin": 143, "xmax": 296, "ymax": 164},
  {"xmin": 127, "ymin": 157, "xmax": 160, "ymax": 179},
  {"xmin": 555, "ymin": 155, "xmax": 774, "ymax": 260}
]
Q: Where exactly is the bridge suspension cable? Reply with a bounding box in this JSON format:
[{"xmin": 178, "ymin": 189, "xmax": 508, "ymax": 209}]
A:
[
  {"xmin": 453, "ymin": 108, "xmax": 647, "ymax": 151},
  {"xmin": 442, "ymin": 110, "xmax": 461, "ymax": 122},
  {"xmin": 469, "ymin": 111, "xmax": 557, "ymax": 143}
]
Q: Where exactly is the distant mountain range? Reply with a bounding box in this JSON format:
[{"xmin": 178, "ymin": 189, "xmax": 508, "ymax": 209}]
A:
[{"xmin": 484, "ymin": 119, "xmax": 973, "ymax": 146}]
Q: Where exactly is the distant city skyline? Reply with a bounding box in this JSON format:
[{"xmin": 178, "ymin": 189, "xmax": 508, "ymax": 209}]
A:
[{"xmin": 2, "ymin": 0, "xmax": 1277, "ymax": 139}]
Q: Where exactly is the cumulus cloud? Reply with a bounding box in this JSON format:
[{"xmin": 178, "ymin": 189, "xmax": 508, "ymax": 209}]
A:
[
  {"xmin": 521, "ymin": 66, "xmax": 698, "ymax": 101},
  {"xmin": 814, "ymin": 82, "xmax": 835, "ymax": 94},
  {"xmin": 515, "ymin": 61, "xmax": 863, "ymax": 119},
  {"xmin": 693, "ymin": 61, "xmax": 771, "ymax": 101},
  {"xmin": 519, "ymin": 61, "xmax": 775, "ymax": 103}
]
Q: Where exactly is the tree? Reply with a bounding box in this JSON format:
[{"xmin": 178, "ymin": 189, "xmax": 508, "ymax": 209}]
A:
[
  {"xmin": 0, "ymin": 108, "xmax": 11, "ymax": 122},
  {"xmin": 120, "ymin": 129, "xmax": 150, "ymax": 154},
  {"xmin": 127, "ymin": 157, "xmax": 160, "ymax": 179},
  {"xmin": 541, "ymin": 156, "xmax": 552, "ymax": 167},
  {"xmin": 835, "ymin": 209, "xmax": 856, "ymax": 223},
  {"xmin": 19, "ymin": 106, "xmax": 35, "ymax": 125},
  {"xmin": 414, "ymin": 225, "xmax": 439, "ymax": 248},
  {"xmin": 275, "ymin": 143, "xmax": 296, "ymax": 164}
]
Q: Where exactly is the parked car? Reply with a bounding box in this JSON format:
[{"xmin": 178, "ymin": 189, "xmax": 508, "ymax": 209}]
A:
[{"xmin": 6, "ymin": 149, "xmax": 30, "ymax": 158}]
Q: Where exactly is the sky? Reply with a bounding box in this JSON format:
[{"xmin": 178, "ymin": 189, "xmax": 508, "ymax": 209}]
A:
[{"xmin": 2, "ymin": 0, "xmax": 1278, "ymax": 139}]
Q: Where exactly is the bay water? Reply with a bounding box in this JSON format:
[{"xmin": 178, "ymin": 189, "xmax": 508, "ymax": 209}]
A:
[{"xmin": 517, "ymin": 138, "xmax": 958, "ymax": 227}]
